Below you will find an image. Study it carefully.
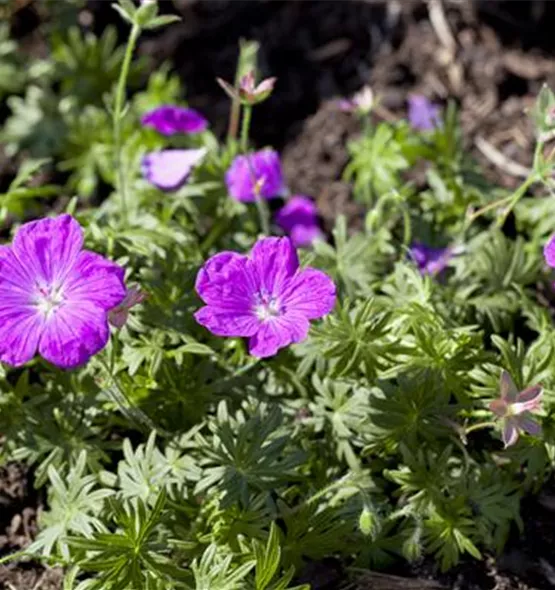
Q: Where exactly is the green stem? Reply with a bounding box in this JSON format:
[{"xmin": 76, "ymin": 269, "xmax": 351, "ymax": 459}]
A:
[
  {"xmin": 241, "ymin": 105, "xmax": 270, "ymax": 235},
  {"xmin": 240, "ymin": 104, "xmax": 252, "ymax": 153},
  {"xmin": 495, "ymin": 172, "xmax": 537, "ymax": 229},
  {"xmin": 254, "ymin": 191, "xmax": 270, "ymax": 236},
  {"xmin": 464, "ymin": 421, "xmax": 497, "ymax": 435},
  {"xmin": 113, "ymin": 23, "xmax": 140, "ymax": 218},
  {"xmin": 467, "ymin": 139, "xmax": 543, "ymax": 230},
  {"xmin": 98, "ymin": 356, "xmax": 161, "ymax": 435}
]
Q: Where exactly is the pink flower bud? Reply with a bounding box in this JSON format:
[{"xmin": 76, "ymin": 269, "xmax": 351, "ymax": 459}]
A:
[{"xmin": 109, "ymin": 286, "xmax": 147, "ymax": 328}]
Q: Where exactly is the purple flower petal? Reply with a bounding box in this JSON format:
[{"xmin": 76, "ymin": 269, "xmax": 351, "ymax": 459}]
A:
[
  {"xmin": 250, "ymin": 237, "xmax": 299, "ymax": 296},
  {"xmin": 142, "ymin": 148, "xmax": 207, "ymax": 191},
  {"xmin": 195, "ymin": 251, "xmax": 255, "ymax": 310},
  {"xmin": 519, "ymin": 414, "xmax": 542, "ymax": 437},
  {"xmin": 248, "ymin": 313, "xmax": 309, "ymax": 358},
  {"xmin": 194, "ymin": 236, "xmax": 335, "ymax": 358},
  {"xmin": 12, "ymin": 214, "xmax": 83, "ymax": 285},
  {"xmin": 0, "ymin": 215, "xmax": 126, "ymax": 369},
  {"xmin": 0, "ymin": 307, "xmax": 44, "ymax": 367},
  {"xmin": 409, "ymin": 242, "xmax": 451, "ymax": 275},
  {"xmin": 141, "ymin": 105, "xmax": 208, "ymax": 135},
  {"xmin": 275, "ymin": 196, "xmax": 323, "ymax": 248},
  {"xmin": 39, "ymin": 302, "xmax": 109, "ymax": 369},
  {"xmin": 544, "ymin": 235, "xmax": 555, "ymax": 267},
  {"xmin": 513, "ymin": 385, "xmax": 543, "ymax": 414},
  {"xmin": 499, "ymin": 370, "xmax": 519, "ymax": 403},
  {"xmin": 502, "ymin": 418, "xmax": 519, "ymax": 448},
  {"xmin": 194, "ymin": 306, "xmax": 259, "ymax": 337},
  {"xmin": 289, "ymin": 225, "xmax": 324, "ymax": 248},
  {"xmin": 108, "ymin": 286, "xmax": 147, "ymax": 329},
  {"xmin": 281, "ymin": 268, "xmax": 336, "ymax": 319},
  {"xmin": 64, "ymin": 251, "xmax": 126, "ymax": 311},
  {"xmin": 275, "ymin": 196, "xmax": 318, "ymax": 232},
  {"xmin": 225, "ymin": 149, "xmax": 284, "ymax": 202},
  {"xmin": 408, "ymin": 95, "xmax": 441, "ymax": 131}
]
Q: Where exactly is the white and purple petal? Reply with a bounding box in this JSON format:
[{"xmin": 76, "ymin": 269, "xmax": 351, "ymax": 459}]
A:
[
  {"xmin": 142, "ymin": 148, "xmax": 207, "ymax": 191},
  {"xmin": 502, "ymin": 418, "xmax": 519, "ymax": 448}
]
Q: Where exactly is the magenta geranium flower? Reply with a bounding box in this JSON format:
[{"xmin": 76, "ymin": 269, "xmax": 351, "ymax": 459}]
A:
[
  {"xmin": 141, "ymin": 105, "xmax": 208, "ymax": 135},
  {"xmin": 544, "ymin": 235, "xmax": 555, "ymax": 267},
  {"xmin": 408, "ymin": 95, "xmax": 441, "ymax": 131},
  {"xmin": 410, "ymin": 242, "xmax": 452, "ymax": 275},
  {"xmin": 142, "ymin": 148, "xmax": 207, "ymax": 191},
  {"xmin": 489, "ymin": 370, "xmax": 543, "ymax": 448},
  {"xmin": 0, "ymin": 215, "xmax": 126, "ymax": 369},
  {"xmin": 275, "ymin": 196, "xmax": 324, "ymax": 248},
  {"xmin": 225, "ymin": 149, "xmax": 284, "ymax": 202},
  {"xmin": 194, "ymin": 236, "xmax": 336, "ymax": 357}
]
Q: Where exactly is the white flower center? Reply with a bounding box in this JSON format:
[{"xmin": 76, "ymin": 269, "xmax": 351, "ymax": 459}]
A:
[
  {"xmin": 35, "ymin": 284, "xmax": 65, "ymax": 318},
  {"xmin": 254, "ymin": 292, "xmax": 282, "ymax": 322}
]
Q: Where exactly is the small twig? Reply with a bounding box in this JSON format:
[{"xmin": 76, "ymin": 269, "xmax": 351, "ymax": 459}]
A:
[
  {"xmin": 427, "ymin": 0, "xmax": 457, "ymax": 54},
  {"xmin": 32, "ymin": 572, "xmax": 47, "ymax": 590},
  {"xmin": 475, "ymin": 136, "xmax": 531, "ymax": 178}
]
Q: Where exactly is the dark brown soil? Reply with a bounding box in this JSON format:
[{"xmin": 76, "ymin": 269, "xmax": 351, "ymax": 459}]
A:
[
  {"xmin": 4, "ymin": 1, "xmax": 555, "ymax": 589},
  {"xmin": 0, "ymin": 464, "xmax": 62, "ymax": 590}
]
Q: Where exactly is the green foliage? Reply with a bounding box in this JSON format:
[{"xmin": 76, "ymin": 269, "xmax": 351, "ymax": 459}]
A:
[{"xmin": 2, "ymin": 6, "xmax": 555, "ymax": 589}]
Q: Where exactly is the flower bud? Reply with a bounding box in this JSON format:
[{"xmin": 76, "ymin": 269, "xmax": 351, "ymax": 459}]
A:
[{"xmin": 135, "ymin": 0, "xmax": 158, "ymax": 26}]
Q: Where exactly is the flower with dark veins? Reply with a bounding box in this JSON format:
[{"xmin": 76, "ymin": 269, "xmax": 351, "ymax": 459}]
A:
[
  {"xmin": 0, "ymin": 215, "xmax": 126, "ymax": 369},
  {"xmin": 194, "ymin": 237, "xmax": 336, "ymax": 357}
]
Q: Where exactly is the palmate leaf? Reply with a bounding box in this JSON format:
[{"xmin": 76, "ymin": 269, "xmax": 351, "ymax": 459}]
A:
[
  {"xmin": 364, "ymin": 372, "xmax": 454, "ymax": 453},
  {"xmin": 278, "ymin": 498, "xmax": 353, "ymax": 569},
  {"xmin": 452, "ymin": 230, "xmax": 540, "ymax": 331},
  {"xmin": 116, "ymin": 431, "xmax": 199, "ymax": 505},
  {"xmin": 309, "ymin": 215, "xmax": 391, "ymax": 296},
  {"xmin": 51, "ymin": 26, "xmax": 145, "ymax": 104},
  {"xmin": 69, "ymin": 491, "xmax": 184, "ymax": 590},
  {"xmin": 344, "ymin": 121, "xmax": 410, "ymax": 203},
  {"xmin": 252, "ymin": 522, "xmax": 309, "ymax": 590},
  {"xmin": 309, "ymin": 298, "xmax": 406, "ymax": 381},
  {"xmin": 423, "ymin": 509, "xmax": 481, "ymax": 572},
  {"xmin": 194, "ymin": 402, "xmax": 305, "ymax": 508},
  {"xmin": 307, "ymin": 377, "xmax": 370, "ymax": 469},
  {"xmin": 29, "ymin": 451, "xmax": 113, "ymax": 561},
  {"xmin": 191, "ymin": 543, "xmax": 255, "ymax": 590}
]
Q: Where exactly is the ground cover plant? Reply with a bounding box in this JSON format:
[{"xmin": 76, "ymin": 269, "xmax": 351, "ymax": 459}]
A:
[{"xmin": 3, "ymin": 1, "xmax": 555, "ymax": 588}]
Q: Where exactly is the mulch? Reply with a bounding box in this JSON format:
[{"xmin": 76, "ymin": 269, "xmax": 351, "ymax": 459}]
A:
[{"xmin": 3, "ymin": 1, "xmax": 555, "ymax": 589}]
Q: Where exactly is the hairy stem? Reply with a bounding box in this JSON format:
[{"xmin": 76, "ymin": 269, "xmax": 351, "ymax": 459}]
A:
[
  {"xmin": 241, "ymin": 105, "xmax": 270, "ymax": 235},
  {"xmin": 113, "ymin": 23, "xmax": 140, "ymax": 218}
]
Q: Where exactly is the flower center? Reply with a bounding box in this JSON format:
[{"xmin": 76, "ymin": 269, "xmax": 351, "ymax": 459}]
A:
[
  {"xmin": 254, "ymin": 291, "xmax": 282, "ymax": 322},
  {"xmin": 35, "ymin": 283, "xmax": 65, "ymax": 318}
]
